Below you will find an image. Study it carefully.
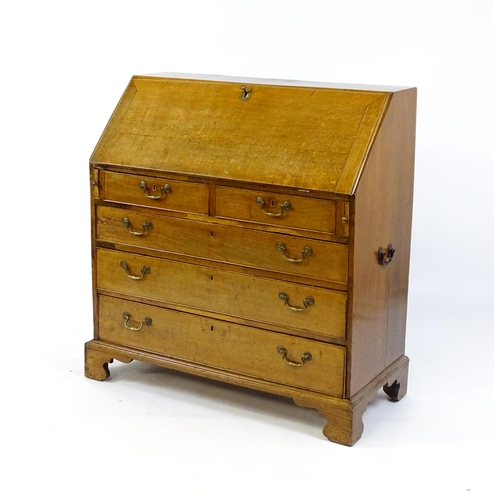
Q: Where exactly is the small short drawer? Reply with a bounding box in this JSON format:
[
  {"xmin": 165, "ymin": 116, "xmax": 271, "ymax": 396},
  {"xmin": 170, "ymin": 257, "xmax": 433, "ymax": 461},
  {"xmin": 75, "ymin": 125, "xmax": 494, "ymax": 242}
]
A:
[
  {"xmin": 98, "ymin": 295, "xmax": 346, "ymax": 397},
  {"xmin": 102, "ymin": 171, "xmax": 209, "ymax": 215},
  {"xmin": 215, "ymin": 186, "xmax": 336, "ymax": 234},
  {"xmin": 96, "ymin": 248, "xmax": 347, "ymax": 340}
]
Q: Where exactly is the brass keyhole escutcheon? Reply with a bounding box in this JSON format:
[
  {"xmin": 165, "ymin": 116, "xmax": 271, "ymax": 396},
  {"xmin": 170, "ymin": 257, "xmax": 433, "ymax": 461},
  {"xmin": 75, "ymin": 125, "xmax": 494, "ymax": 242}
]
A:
[
  {"xmin": 139, "ymin": 181, "xmax": 171, "ymax": 200},
  {"xmin": 256, "ymin": 197, "xmax": 292, "ymax": 217},
  {"xmin": 240, "ymin": 86, "xmax": 252, "ymax": 101}
]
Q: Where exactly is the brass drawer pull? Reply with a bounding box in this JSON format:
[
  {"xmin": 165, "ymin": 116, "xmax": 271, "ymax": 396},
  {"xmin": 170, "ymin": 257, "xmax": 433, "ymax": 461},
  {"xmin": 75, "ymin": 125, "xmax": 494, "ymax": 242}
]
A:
[
  {"xmin": 139, "ymin": 180, "xmax": 171, "ymax": 199},
  {"xmin": 277, "ymin": 345, "xmax": 312, "ymax": 367},
  {"xmin": 122, "ymin": 313, "xmax": 152, "ymax": 331},
  {"xmin": 277, "ymin": 242, "xmax": 312, "ymax": 263},
  {"xmin": 278, "ymin": 291, "xmax": 314, "ymax": 311},
  {"xmin": 120, "ymin": 261, "xmax": 150, "ymax": 280},
  {"xmin": 122, "ymin": 217, "xmax": 153, "ymax": 236},
  {"xmin": 256, "ymin": 196, "xmax": 291, "ymax": 217}
]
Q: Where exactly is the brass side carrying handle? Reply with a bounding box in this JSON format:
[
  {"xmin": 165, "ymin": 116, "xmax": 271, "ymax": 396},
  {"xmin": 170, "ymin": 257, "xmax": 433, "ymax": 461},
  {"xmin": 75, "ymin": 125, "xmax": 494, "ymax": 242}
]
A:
[
  {"xmin": 277, "ymin": 242, "xmax": 312, "ymax": 263},
  {"xmin": 122, "ymin": 313, "xmax": 152, "ymax": 331},
  {"xmin": 277, "ymin": 345, "xmax": 312, "ymax": 367},
  {"xmin": 278, "ymin": 291, "xmax": 314, "ymax": 312},
  {"xmin": 139, "ymin": 181, "xmax": 171, "ymax": 200},
  {"xmin": 122, "ymin": 217, "xmax": 153, "ymax": 236},
  {"xmin": 256, "ymin": 196, "xmax": 292, "ymax": 217},
  {"xmin": 378, "ymin": 244, "xmax": 395, "ymax": 266},
  {"xmin": 120, "ymin": 261, "xmax": 150, "ymax": 280}
]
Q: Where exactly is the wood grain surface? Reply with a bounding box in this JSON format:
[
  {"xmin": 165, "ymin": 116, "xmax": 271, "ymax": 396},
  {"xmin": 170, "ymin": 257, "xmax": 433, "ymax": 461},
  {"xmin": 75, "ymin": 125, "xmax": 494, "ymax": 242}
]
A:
[
  {"xmin": 103, "ymin": 171, "xmax": 209, "ymax": 214},
  {"xmin": 97, "ymin": 295, "xmax": 346, "ymax": 397},
  {"xmin": 96, "ymin": 248, "xmax": 347, "ymax": 340},
  {"xmin": 96, "ymin": 205, "xmax": 348, "ymax": 285},
  {"xmin": 215, "ymin": 185, "xmax": 337, "ymax": 233},
  {"xmin": 87, "ymin": 74, "xmax": 416, "ymax": 445},
  {"xmin": 347, "ymin": 88, "xmax": 416, "ymax": 396},
  {"xmin": 91, "ymin": 76, "xmax": 390, "ymax": 194}
]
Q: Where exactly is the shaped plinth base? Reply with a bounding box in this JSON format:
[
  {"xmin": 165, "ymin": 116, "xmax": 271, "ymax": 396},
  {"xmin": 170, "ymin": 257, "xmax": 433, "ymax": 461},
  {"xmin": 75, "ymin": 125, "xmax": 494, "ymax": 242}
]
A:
[
  {"xmin": 84, "ymin": 341, "xmax": 133, "ymax": 381},
  {"xmin": 83, "ymin": 339, "xmax": 409, "ymax": 446},
  {"xmin": 294, "ymin": 355, "xmax": 409, "ymax": 446}
]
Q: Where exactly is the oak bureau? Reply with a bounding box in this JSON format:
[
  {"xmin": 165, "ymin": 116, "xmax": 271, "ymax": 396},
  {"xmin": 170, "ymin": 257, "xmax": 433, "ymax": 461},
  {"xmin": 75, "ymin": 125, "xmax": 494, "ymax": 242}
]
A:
[{"xmin": 85, "ymin": 73, "xmax": 416, "ymax": 445}]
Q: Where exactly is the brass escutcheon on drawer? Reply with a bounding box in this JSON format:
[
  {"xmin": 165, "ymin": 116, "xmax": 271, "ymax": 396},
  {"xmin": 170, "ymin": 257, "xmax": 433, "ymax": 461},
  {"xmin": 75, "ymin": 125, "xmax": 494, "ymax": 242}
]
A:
[
  {"xmin": 139, "ymin": 180, "xmax": 171, "ymax": 200},
  {"xmin": 256, "ymin": 196, "xmax": 292, "ymax": 217}
]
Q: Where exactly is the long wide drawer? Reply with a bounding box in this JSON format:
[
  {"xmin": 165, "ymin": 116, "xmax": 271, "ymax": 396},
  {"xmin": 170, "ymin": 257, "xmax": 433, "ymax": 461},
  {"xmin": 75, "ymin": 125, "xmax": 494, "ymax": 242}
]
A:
[
  {"xmin": 102, "ymin": 171, "xmax": 209, "ymax": 215},
  {"xmin": 96, "ymin": 248, "xmax": 347, "ymax": 340},
  {"xmin": 96, "ymin": 206, "xmax": 348, "ymax": 285},
  {"xmin": 98, "ymin": 295, "xmax": 346, "ymax": 397}
]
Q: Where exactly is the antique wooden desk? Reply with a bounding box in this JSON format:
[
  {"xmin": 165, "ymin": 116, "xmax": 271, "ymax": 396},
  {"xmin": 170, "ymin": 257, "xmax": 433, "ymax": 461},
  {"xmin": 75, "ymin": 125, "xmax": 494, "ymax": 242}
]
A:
[{"xmin": 85, "ymin": 73, "xmax": 416, "ymax": 445}]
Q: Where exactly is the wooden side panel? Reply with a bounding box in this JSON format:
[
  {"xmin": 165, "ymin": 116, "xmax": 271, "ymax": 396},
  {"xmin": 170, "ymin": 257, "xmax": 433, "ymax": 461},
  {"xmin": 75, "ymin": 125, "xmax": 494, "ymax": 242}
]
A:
[
  {"xmin": 348, "ymin": 88, "xmax": 416, "ymax": 397},
  {"xmin": 90, "ymin": 165, "xmax": 100, "ymax": 339}
]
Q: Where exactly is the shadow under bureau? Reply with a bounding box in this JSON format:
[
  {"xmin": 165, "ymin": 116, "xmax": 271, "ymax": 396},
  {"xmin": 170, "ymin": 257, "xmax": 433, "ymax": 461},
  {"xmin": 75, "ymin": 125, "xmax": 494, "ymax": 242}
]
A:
[{"xmin": 85, "ymin": 73, "xmax": 416, "ymax": 445}]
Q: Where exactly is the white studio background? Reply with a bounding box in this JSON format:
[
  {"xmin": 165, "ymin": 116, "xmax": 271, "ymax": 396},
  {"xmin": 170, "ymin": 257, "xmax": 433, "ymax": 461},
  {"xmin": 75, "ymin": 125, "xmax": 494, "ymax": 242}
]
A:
[{"xmin": 0, "ymin": 1, "xmax": 495, "ymax": 498}]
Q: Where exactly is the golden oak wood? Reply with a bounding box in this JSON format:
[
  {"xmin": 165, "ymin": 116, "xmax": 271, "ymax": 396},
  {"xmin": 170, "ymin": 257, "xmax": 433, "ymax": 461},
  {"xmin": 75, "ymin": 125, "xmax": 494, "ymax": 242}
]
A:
[
  {"xmin": 96, "ymin": 248, "xmax": 347, "ymax": 340},
  {"xmin": 95, "ymin": 162, "xmax": 352, "ymax": 201},
  {"xmin": 95, "ymin": 205, "xmax": 349, "ymax": 285},
  {"xmin": 96, "ymin": 202, "xmax": 346, "ymax": 243},
  {"xmin": 215, "ymin": 186, "xmax": 337, "ymax": 233},
  {"xmin": 86, "ymin": 73, "xmax": 416, "ymax": 445},
  {"xmin": 103, "ymin": 171, "xmax": 209, "ymax": 215},
  {"xmin": 84, "ymin": 343, "xmax": 133, "ymax": 380},
  {"xmin": 84, "ymin": 337, "xmax": 407, "ymax": 446},
  {"xmin": 294, "ymin": 355, "xmax": 409, "ymax": 445},
  {"xmin": 347, "ymin": 89, "xmax": 416, "ymax": 397},
  {"xmin": 98, "ymin": 295, "xmax": 346, "ymax": 397},
  {"xmin": 98, "ymin": 289, "xmax": 347, "ymax": 345},
  {"xmin": 91, "ymin": 76, "xmax": 390, "ymax": 193}
]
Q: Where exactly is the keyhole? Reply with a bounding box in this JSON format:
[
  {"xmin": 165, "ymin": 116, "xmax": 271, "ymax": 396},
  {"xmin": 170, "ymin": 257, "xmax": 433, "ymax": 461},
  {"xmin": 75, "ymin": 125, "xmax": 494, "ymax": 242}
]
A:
[
  {"xmin": 240, "ymin": 86, "xmax": 251, "ymax": 101},
  {"xmin": 152, "ymin": 184, "xmax": 157, "ymax": 192},
  {"xmin": 271, "ymin": 199, "xmax": 275, "ymax": 207}
]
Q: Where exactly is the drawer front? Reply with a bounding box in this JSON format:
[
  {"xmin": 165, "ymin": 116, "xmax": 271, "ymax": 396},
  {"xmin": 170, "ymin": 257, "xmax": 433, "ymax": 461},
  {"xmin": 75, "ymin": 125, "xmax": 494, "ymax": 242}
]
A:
[
  {"xmin": 96, "ymin": 206, "xmax": 348, "ymax": 285},
  {"xmin": 98, "ymin": 295, "xmax": 345, "ymax": 397},
  {"xmin": 97, "ymin": 248, "xmax": 347, "ymax": 340},
  {"xmin": 216, "ymin": 186, "xmax": 336, "ymax": 234},
  {"xmin": 102, "ymin": 171, "xmax": 209, "ymax": 215}
]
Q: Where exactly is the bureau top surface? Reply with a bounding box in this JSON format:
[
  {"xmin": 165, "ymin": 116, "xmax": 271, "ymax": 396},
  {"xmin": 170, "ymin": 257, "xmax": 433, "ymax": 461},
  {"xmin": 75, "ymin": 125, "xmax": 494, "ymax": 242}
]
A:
[{"xmin": 91, "ymin": 74, "xmax": 406, "ymax": 194}]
